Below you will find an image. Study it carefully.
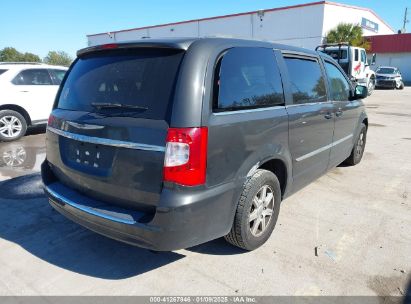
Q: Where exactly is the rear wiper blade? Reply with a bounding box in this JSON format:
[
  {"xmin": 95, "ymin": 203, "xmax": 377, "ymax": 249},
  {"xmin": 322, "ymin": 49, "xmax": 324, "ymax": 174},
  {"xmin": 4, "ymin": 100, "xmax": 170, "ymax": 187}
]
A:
[{"xmin": 91, "ymin": 102, "xmax": 148, "ymax": 110}]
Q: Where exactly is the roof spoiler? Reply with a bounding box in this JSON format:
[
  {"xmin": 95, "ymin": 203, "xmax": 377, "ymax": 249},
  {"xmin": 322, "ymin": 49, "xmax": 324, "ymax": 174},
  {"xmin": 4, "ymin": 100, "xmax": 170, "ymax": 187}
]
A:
[{"xmin": 77, "ymin": 41, "xmax": 188, "ymax": 57}]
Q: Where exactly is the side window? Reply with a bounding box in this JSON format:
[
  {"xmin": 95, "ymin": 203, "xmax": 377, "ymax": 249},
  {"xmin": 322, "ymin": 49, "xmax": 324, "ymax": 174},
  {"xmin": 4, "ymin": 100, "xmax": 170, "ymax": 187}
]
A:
[
  {"xmin": 361, "ymin": 50, "xmax": 367, "ymax": 63},
  {"xmin": 49, "ymin": 69, "xmax": 66, "ymax": 85},
  {"xmin": 283, "ymin": 56, "xmax": 327, "ymax": 104},
  {"xmin": 213, "ymin": 47, "xmax": 284, "ymax": 112},
  {"xmin": 324, "ymin": 61, "xmax": 351, "ymax": 101},
  {"xmin": 12, "ymin": 69, "xmax": 53, "ymax": 85},
  {"xmin": 354, "ymin": 49, "xmax": 359, "ymax": 61},
  {"xmin": 0, "ymin": 69, "xmax": 8, "ymax": 76}
]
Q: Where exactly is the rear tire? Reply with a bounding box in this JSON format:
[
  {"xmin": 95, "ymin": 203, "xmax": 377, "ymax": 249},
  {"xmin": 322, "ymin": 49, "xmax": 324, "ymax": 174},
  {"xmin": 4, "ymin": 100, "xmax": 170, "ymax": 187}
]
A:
[
  {"xmin": 0, "ymin": 110, "xmax": 27, "ymax": 142},
  {"xmin": 224, "ymin": 169, "xmax": 281, "ymax": 251},
  {"xmin": 343, "ymin": 123, "xmax": 367, "ymax": 166}
]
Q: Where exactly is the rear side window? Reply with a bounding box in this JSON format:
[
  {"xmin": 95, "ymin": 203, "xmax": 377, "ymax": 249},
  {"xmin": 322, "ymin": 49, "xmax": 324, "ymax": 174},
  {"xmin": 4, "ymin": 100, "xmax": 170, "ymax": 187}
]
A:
[
  {"xmin": 214, "ymin": 47, "xmax": 284, "ymax": 112},
  {"xmin": 49, "ymin": 69, "xmax": 66, "ymax": 85},
  {"xmin": 57, "ymin": 49, "xmax": 184, "ymax": 121},
  {"xmin": 0, "ymin": 69, "xmax": 8, "ymax": 76},
  {"xmin": 284, "ymin": 57, "xmax": 327, "ymax": 104},
  {"xmin": 12, "ymin": 69, "xmax": 53, "ymax": 85},
  {"xmin": 324, "ymin": 61, "xmax": 351, "ymax": 101}
]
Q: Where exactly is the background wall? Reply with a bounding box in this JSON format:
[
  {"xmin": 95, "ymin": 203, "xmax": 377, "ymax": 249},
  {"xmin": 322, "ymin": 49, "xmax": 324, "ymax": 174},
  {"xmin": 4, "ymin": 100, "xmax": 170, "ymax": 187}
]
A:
[{"xmin": 372, "ymin": 53, "xmax": 411, "ymax": 85}]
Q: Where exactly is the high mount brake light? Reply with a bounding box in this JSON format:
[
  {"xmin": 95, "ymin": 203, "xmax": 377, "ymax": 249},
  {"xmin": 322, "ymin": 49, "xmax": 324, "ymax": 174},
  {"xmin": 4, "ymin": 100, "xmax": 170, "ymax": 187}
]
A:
[
  {"xmin": 100, "ymin": 43, "xmax": 118, "ymax": 50},
  {"xmin": 163, "ymin": 127, "xmax": 208, "ymax": 186}
]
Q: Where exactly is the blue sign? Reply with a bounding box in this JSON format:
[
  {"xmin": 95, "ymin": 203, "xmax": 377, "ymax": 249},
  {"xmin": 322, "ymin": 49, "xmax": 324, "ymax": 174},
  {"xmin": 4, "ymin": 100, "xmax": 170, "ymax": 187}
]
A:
[{"xmin": 361, "ymin": 17, "xmax": 379, "ymax": 32}]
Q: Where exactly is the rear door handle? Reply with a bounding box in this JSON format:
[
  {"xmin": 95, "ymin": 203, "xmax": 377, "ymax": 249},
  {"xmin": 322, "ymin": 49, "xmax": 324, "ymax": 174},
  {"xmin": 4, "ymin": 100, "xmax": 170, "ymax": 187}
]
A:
[{"xmin": 335, "ymin": 108, "xmax": 343, "ymax": 117}]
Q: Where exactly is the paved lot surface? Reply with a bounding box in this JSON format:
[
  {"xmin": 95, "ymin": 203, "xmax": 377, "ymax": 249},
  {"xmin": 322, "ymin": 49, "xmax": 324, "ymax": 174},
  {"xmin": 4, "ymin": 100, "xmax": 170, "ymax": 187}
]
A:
[{"xmin": 0, "ymin": 89, "xmax": 410, "ymax": 296}]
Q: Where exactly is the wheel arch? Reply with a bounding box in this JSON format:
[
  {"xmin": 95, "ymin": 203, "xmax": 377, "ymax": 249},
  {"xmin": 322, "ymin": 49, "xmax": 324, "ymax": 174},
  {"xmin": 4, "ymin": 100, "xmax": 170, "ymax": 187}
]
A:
[
  {"xmin": 258, "ymin": 157, "xmax": 290, "ymax": 199},
  {"xmin": 0, "ymin": 104, "xmax": 32, "ymax": 125}
]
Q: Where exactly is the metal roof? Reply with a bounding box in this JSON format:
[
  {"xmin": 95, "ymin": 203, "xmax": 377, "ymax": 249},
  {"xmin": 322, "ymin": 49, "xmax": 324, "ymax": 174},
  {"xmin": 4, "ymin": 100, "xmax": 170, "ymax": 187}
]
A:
[
  {"xmin": 367, "ymin": 33, "xmax": 411, "ymax": 53},
  {"xmin": 87, "ymin": 1, "xmax": 393, "ymax": 37}
]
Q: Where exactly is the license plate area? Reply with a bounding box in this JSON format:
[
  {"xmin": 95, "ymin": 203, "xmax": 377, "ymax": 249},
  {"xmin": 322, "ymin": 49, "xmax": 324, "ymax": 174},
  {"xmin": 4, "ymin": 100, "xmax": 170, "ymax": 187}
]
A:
[{"xmin": 60, "ymin": 137, "xmax": 115, "ymax": 176}]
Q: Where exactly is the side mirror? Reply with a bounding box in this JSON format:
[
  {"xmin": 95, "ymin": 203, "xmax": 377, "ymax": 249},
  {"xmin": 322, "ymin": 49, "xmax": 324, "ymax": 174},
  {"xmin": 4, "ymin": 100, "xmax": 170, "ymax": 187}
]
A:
[
  {"xmin": 351, "ymin": 85, "xmax": 368, "ymax": 100},
  {"xmin": 371, "ymin": 53, "xmax": 376, "ymax": 65}
]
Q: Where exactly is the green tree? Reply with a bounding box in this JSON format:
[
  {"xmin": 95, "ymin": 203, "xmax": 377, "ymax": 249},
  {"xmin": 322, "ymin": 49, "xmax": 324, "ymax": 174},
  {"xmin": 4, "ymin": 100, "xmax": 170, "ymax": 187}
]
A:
[
  {"xmin": 21, "ymin": 52, "xmax": 41, "ymax": 62},
  {"xmin": 325, "ymin": 23, "xmax": 370, "ymax": 50},
  {"xmin": 43, "ymin": 51, "xmax": 73, "ymax": 67},
  {"xmin": 0, "ymin": 47, "xmax": 41, "ymax": 62},
  {"xmin": 0, "ymin": 47, "xmax": 23, "ymax": 62}
]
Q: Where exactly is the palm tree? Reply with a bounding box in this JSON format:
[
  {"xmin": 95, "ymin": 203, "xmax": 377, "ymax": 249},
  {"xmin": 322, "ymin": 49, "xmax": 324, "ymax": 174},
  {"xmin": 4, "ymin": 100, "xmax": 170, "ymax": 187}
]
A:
[{"xmin": 325, "ymin": 23, "xmax": 370, "ymax": 50}]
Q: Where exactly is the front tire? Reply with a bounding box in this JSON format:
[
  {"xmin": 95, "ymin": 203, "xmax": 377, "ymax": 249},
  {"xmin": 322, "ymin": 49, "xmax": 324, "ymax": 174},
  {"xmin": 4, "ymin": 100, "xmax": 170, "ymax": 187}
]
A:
[
  {"xmin": 0, "ymin": 110, "xmax": 27, "ymax": 142},
  {"xmin": 343, "ymin": 123, "xmax": 367, "ymax": 166},
  {"xmin": 224, "ymin": 169, "xmax": 281, "ymax": 251},
  {"xmin": 367, "ymin": 77, "xmax": 375, "ymax": 96}
]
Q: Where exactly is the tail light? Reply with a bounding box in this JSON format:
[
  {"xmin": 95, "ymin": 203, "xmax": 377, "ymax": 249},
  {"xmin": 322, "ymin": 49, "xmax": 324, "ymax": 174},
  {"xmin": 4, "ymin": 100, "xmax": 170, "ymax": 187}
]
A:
[
  {"xmin": 163, "ymin": 127, "xmax": 208, "ymax": 186},
  {"xmin": 47, "ymin": 114, "xmax": 56, "ymax": 126}
]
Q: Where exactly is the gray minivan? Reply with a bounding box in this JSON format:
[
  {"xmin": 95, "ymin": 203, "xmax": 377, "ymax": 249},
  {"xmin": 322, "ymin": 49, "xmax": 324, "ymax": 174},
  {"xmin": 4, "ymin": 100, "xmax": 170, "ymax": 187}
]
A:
[{"xmin": 42, "ymin": 38, "xmax": 368, "ymax": 251}]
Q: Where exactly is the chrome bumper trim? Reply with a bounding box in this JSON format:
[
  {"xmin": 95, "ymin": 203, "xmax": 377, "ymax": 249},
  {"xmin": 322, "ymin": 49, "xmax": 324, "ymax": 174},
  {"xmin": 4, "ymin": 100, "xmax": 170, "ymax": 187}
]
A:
[
  {"xmin": 47, "ymin": 126, "xmax": 165, "ymax": 152},
  {"xmin": 45, "ymin": 185, "xmax": 137, "ymax": 225}
]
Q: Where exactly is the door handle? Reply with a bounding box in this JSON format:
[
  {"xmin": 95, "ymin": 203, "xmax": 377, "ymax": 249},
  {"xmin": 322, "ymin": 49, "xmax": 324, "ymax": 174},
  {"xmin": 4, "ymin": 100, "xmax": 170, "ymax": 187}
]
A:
[
  {"xmin": 324, "ymin": 112, "xmax": 333, "ymax": 119},
  {"xmin": 19, "ymin": 90, "xmax": 29, "ymax": 93},
  {"xmin": 335, "ymin": 108, "xmax": 343, "ymax": 117}
]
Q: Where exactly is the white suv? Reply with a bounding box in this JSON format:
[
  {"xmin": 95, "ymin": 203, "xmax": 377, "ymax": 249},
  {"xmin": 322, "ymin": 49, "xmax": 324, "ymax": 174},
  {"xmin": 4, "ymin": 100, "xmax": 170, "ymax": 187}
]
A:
[{"xmin": 0, "ymin": 63, "xmax": 68, "ymax": 141}]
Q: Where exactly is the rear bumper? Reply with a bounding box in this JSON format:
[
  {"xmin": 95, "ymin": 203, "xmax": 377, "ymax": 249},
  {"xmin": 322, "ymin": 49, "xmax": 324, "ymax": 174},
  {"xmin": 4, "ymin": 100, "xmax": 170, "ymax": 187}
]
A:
[{"xmin": 42, "ymin": 161, "xmax": 237, "ymax": 251}]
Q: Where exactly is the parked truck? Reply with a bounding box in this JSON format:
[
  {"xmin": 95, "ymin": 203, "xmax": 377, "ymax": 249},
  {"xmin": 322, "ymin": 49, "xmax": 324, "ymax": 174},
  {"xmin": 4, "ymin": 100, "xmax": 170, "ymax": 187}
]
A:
[{"xmin": 316, "ymin": 43, "xmax": 376, "ymax": 95}]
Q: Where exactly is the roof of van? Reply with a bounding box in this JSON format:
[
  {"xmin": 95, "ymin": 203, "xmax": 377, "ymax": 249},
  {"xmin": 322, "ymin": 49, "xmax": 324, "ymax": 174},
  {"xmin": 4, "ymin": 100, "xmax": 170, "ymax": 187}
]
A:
[{"xmin": 77, "ymin": 37, "xmax": 319, "ymax": 57}]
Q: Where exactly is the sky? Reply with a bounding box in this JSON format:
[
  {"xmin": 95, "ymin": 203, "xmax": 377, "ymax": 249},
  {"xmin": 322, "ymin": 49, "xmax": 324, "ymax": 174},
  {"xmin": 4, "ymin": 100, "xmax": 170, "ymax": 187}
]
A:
[{"xmin": 0, "ymin": 0, "xmax": 409, "ymax": 59}]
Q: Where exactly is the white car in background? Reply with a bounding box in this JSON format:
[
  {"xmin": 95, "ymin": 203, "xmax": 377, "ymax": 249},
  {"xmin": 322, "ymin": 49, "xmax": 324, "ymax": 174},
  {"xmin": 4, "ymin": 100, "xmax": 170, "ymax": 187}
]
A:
[
  {"xmin": 0, "ymin": 63, "xmax": 68, "ymax": 141},
  {"xmin": 375, "ymin": 66, "xmax": 404, "ymax": 90}
]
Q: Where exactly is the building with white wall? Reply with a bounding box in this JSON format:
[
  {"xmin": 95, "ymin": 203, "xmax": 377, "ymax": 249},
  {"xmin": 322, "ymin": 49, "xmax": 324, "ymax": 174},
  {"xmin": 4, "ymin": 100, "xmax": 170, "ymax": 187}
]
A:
[{"xmin": 87, "ymin": 1, "xmax": 394, "ymax": 50}]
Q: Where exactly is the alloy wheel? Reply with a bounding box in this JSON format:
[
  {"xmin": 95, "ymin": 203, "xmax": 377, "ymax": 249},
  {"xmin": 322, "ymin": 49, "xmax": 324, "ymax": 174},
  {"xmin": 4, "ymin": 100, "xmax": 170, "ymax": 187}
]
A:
[
  {"xmin": 355, "ymin": 132, "xmax": 365, "ymax": 158},
  {"xmin": 0, "ymin": 115, "xmax": 23, "ymax": 139},
  {"xmin": 249, "ymin": 185, "xmax": 275, "ymax": 237}
]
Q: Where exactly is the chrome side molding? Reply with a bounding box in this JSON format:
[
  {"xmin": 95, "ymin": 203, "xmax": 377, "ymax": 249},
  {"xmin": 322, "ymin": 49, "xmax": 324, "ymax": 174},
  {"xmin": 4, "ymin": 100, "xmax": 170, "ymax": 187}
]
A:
[{"xmin": 296, "ymin": 134, "xmax": 353, "ymax": 162}]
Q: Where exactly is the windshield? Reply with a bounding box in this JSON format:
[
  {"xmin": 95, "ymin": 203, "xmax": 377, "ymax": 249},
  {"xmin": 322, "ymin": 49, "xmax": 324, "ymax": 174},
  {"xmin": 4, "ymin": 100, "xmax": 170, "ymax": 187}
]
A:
[
  {"xmin": 57, "ymin": 48, "xmax": 185, "ymax": 120},
  {"xmin": 376, "ymin": 68, "xmax": 396, "ymax": 74}
]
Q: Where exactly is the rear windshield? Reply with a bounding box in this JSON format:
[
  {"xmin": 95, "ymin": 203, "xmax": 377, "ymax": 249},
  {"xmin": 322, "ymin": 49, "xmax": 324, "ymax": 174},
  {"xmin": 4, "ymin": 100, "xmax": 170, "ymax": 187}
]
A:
[
  {"xmin": 324, "ymin": 50, "xmax": 347, "ymax": 60},
  {"xmin": 57, "ymin": 48, "xmax": 185, "ymax": 120}
]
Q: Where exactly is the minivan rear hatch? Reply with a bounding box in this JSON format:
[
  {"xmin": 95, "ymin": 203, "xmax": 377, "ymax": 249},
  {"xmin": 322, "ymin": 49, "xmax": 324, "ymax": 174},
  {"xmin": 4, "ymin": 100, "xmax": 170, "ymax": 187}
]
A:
[{"xmin": 46, "ymin": 47, "xmax": 185, "ymax": 211}]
